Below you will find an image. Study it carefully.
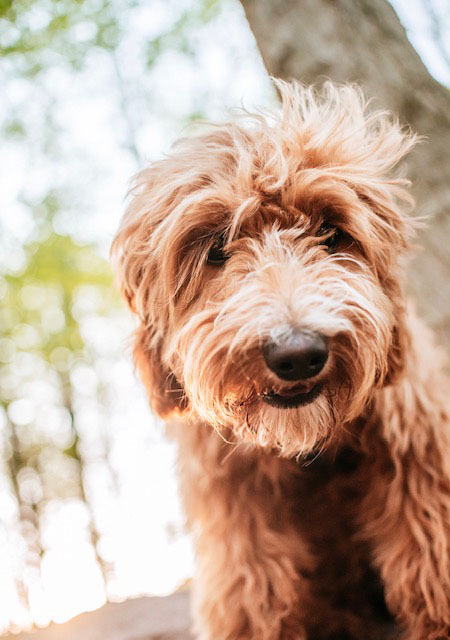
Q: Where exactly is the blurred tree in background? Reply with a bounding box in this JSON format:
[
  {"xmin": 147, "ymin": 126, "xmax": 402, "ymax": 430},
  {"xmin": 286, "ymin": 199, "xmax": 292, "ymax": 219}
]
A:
[
  {"xmin": 1, "ymin": 192, "xmax": 115, "ymax": 606},
  {"xmin": 0, "ymin": 0, "xmax": 221, "ymax": 631},
  {"xmin": 0, "ymin": 0, "xmax": 448, "ymax": 635},
  {"xmin": 0, "ymin": 0, "xmax": 132, "ymax": 626}
]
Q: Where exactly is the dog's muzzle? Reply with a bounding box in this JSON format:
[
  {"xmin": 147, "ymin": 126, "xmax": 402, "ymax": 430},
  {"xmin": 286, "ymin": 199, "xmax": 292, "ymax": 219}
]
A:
[{"xmin": 261, "ymin": 330, "xmax": 328, "ymax": 409}]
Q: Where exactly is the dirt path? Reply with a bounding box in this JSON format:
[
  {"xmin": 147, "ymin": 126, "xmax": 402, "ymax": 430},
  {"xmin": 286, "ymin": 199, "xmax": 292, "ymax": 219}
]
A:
[{"xmin": 5, "ymin": 592, "xmax": 192, "ymax": 640}]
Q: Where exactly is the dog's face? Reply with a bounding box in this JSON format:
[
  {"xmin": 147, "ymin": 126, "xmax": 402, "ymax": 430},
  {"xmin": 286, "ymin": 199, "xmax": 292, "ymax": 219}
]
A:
[{"xmin": 112, "ymin": 82, "xmax": 416, "ymax": 457}]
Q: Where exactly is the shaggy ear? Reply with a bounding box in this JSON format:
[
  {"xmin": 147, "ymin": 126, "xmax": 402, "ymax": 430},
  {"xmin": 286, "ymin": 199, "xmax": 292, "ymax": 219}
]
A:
[
  {"xmin": 385, "ymin": 317, "xmax": 410, "ymax": 386},
  {"xmin": 134, "ymin": 324, "xmax": 187, "ymax": 419},
  {"xmin": 111, "ymin": 166, "xmax": 190, "ymax": 419}
]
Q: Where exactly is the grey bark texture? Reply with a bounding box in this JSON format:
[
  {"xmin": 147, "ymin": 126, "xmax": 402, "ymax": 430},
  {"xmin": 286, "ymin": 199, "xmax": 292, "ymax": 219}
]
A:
[{"xmin": 240, "ymin": 0, "xmax": 450, "ymax": 352}]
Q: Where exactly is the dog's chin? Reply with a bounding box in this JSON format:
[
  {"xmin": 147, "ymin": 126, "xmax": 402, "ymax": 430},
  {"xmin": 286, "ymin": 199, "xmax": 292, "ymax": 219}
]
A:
[{"xmin": 226, "ymin": 383, "xmax": 334, "ymax": 459}]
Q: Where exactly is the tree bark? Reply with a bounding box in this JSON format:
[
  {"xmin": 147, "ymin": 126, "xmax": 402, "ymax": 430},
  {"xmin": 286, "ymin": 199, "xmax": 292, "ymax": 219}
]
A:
[{"xmin": 240, "ymin": 0, "xmax": 450, "ymax": 352}]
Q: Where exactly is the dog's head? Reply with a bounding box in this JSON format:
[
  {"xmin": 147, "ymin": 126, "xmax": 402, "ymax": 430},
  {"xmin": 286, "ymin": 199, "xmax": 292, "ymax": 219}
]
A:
[{"xmin": 112, "ymin": 81, "xmax": 417, "ymax": 457}]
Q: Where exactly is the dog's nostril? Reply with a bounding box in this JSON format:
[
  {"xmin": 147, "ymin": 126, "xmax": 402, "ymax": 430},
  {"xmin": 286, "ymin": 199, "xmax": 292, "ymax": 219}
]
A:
[
  {"xmin": 263, "ymin": 331, "xmax": 328, "ymax": 382},
  {"xmin": 308, "ymin": 352, "xmax": 327, "ymax": 369}
]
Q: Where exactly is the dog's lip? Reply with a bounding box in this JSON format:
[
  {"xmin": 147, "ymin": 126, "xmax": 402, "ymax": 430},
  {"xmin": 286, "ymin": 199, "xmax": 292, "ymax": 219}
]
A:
[
  {"xmin": 273, "ymin": 379, "xmax": 317, "ymax": 397},
  {"xmin": 261, "ymin": 381, "xmax": 324, "ymax": 409}
]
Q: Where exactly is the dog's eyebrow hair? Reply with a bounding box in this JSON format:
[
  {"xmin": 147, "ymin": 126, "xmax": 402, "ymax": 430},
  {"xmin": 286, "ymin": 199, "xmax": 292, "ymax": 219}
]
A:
[
  {"xmin": 188, "ymin": 233, "xmax": 211, "ymax": 244},
  {"xmin": 182, "ymin": 231, "xmax": 221, "ymax": 249}
]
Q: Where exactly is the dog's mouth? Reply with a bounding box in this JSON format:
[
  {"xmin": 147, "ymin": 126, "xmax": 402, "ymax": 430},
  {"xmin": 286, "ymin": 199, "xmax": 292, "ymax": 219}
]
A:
[{"xmin": 261, "ymin": 380, "xmax": 324, "ymax": 409}]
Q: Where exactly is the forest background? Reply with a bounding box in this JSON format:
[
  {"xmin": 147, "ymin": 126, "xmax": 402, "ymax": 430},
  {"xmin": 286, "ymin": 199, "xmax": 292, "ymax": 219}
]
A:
[{"xmin": 0, "ymin": 0, "xmax": 449, "ymax": 635}]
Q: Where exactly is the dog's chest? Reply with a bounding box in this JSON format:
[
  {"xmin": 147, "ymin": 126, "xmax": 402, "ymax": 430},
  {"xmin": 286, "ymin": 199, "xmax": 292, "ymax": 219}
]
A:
[
  {"xmin": 295, "ymin": 446, "xmax": 368, "ymax": 564},
  {"xmin": 293, "ymin": 447, "xmax": 396, "ymax": 638}
]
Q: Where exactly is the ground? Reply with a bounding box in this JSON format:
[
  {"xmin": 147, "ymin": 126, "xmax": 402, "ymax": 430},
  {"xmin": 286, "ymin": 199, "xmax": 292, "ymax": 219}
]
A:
[{"xmin": 5, "ymin": 593, "xmax": 192, "ymax": 640}]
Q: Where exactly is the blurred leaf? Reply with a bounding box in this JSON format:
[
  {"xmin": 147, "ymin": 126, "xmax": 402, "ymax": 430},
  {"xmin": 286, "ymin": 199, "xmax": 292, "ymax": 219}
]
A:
[
  {"xmin": 63, "ymin": 437, "xmax": 79, "ymax": 460},
  {"xmin": 2, "ymin": 118, "xmax": 26, "ymax": 138}
]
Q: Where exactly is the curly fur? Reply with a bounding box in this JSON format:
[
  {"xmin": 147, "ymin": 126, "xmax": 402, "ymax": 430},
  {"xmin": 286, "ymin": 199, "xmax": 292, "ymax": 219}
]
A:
[{"xmin": 112, "ymin": 81, "xmax": 450, "ymax": 640}]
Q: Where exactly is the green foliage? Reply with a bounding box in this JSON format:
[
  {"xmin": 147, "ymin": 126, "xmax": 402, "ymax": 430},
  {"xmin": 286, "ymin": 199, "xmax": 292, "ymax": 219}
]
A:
[
  {"xmin": 0, "ymin": 0, "xmax": 120, "ymax": 65},
  {"xmin": 3, "ymin": 228, "xmax": 115, "ymax": 357},
  {"xmin": 0, "ymin": 212, "xmax": 117, "ymax": 480},
  {"xmin": 2, "ymin": 117, "xmax": 26, "ymax": 138}
]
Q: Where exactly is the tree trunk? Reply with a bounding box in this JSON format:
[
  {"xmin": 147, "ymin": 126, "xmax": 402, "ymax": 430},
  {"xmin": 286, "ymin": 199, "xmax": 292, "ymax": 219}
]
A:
[{"xmin": 240, "ymin": 0, "xmax": 450, "ymax": 352}]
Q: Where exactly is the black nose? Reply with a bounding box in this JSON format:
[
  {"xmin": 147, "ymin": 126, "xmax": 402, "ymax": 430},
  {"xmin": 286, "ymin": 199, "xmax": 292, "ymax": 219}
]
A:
[{"xmin": 263, "ymin": 331, "xmax": 328, "ymax": 381}]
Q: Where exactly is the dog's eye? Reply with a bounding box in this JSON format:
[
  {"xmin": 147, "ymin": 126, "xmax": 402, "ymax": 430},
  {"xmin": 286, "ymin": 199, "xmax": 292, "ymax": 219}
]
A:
[
  {"xmin": 207, "ymin": 235, "xmax": 229, "ymax": 266},
  {"xmin": 318, "ymin": 223, "xmax": 343, "ymax": 252}
]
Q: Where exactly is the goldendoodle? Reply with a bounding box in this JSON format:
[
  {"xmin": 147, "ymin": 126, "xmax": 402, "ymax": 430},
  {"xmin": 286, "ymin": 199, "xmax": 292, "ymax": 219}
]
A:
[{"xmin": 112, "ymin": 81, "xmax": 450, "ymax": 640}]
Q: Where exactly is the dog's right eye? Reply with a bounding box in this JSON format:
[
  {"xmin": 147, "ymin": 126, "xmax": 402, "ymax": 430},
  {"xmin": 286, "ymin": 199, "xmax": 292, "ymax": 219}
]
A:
[
  {"xmin": 318, "ymin": 223, "xmax": 343, "ymax": 252},
  {"xmin": 206, "ymin": 235, "xmax": 230, "ymax": 266}
]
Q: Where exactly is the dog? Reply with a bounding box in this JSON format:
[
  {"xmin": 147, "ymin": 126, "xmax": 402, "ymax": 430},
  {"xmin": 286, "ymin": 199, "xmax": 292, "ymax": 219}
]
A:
[{"xmin": 112, "ymin": 81, "xmax": 450, "ymax": 640}]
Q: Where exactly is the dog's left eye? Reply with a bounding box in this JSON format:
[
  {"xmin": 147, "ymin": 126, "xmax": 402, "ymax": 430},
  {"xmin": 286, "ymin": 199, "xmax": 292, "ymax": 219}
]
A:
[
  {"xmin": 318, "ymin": 223, "xmax": 343, "ymax": 252},
  {"xmin": 207, "ymin": 235, "xmax": 230, "ymax": 266}
]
